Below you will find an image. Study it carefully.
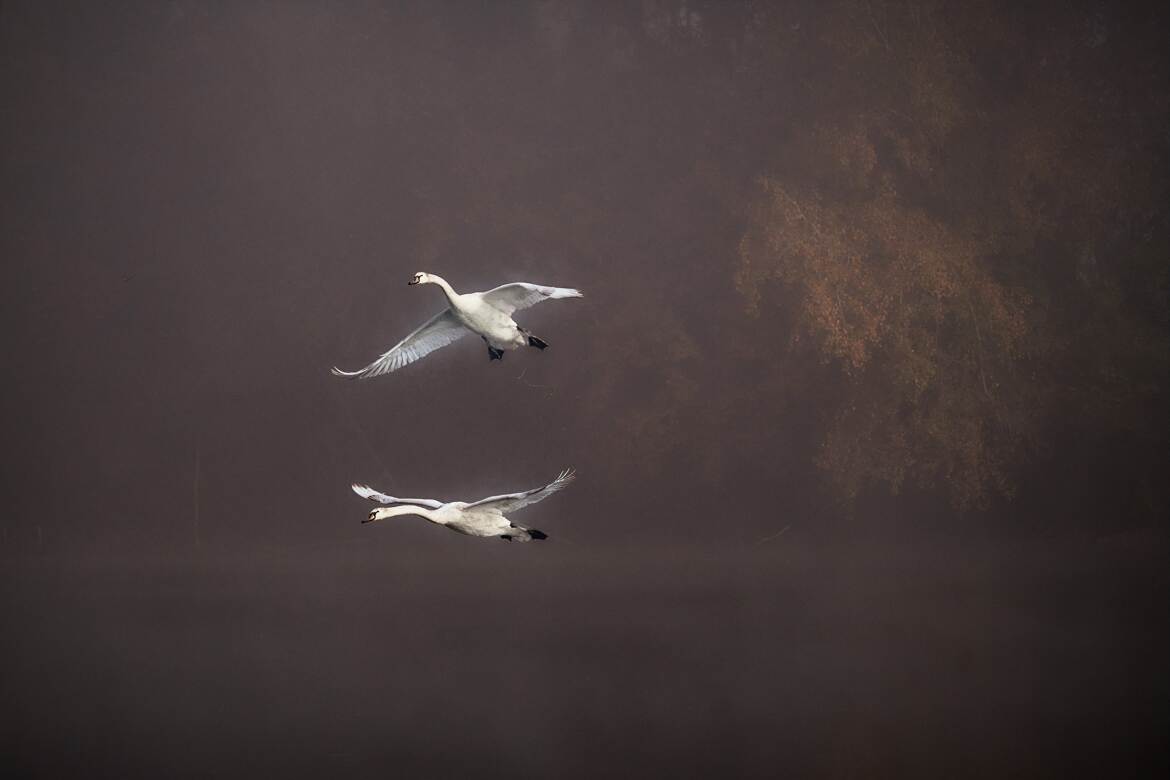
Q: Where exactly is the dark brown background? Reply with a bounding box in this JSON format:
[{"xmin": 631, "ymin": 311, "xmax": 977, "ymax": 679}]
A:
[{"xmin": 2, "ymin": 2, "xmax": 1166, "ymax": 777}]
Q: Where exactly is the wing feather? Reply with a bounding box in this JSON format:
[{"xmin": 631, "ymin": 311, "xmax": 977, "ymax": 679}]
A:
[
  {"xmin": 465, "ymin": 468, "xmax": 576, "ymax": 513},
  {"xmin": 350, "ymin": 483, "xmax": 444, "ymax": 509},
  {"xmin": 479, "ymin": 283, "xmax": 583, "ymax": 316},
  {"xmin": 332, "ymin": 310, "xmax": 467, "ymax": 379}
]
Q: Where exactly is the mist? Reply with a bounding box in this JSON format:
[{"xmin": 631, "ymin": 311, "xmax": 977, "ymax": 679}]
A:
[{"xmin": 2, "ymin": 2, "xmax": 1167, "ymax": 776}]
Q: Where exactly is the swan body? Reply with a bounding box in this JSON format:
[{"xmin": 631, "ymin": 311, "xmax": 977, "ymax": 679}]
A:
[
  {"xmin": 352, "ymin": 469, "xmax": 575, "ymax": 542},
  {"xmin": 332, "ymin": 272, "xmax": 582, "ymax": 379}
]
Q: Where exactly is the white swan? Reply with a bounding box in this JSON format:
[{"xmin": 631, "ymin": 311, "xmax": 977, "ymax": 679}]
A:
[
  {"xmin": 332, "ymin": 272, "xmax": 583, "ymax": 379},
  {"xmin": 352, "ymin": 468, "xmax": 576, "ymax": 542}
]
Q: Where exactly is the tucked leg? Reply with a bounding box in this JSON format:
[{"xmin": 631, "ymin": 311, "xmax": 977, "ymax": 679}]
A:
[{"xmin": 482, "ymin": 336, "xmax": 505, "ymax": 361}]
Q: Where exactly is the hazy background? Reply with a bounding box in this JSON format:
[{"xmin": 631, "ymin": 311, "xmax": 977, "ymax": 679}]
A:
[{"xmin": 2, "ymin": 1, "xmax": 1166, "ymax": 776}]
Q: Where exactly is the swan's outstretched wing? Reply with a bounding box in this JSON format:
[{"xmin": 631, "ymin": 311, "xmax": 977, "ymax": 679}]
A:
[
  {"xmin": 332, "ymin": 310, "xmax": 467, "ymax": 379},
  {"xmin": 465, "ymin": 468, "xmax": 576, "ymax": 513},
  {"xmin": 351, "ymin": 484, "xmax": 444, "ymax": 510},
  {"xmin": 479, "ymin": 283, "xmax": 583, "ymax": 315}
]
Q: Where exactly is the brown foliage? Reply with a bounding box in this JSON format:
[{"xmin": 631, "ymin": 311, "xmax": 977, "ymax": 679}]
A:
[
  {"xmin": 734, "ymin": 1, "xmax": 1168, "ymax": 507},
  {"xmin": 738, "ymin": 175, "xmax": 1034, "ymax": 506}
]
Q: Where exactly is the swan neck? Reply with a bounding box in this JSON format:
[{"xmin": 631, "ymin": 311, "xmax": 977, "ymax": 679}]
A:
[
  {"xmin": 376, "ymin": 505, "xmax": 438, "ymax": 523},
  {"xmin": 429, "ymin": 275, "xmax": 459, "ymax": 304}
]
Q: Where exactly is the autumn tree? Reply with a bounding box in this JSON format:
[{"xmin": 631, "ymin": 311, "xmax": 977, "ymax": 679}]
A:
[{"xmin": 732, "ymin": 1, "xmax": 1168, "ymax": 510}]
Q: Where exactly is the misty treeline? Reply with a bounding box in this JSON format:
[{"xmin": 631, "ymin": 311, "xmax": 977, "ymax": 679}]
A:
[{"xmin": 497, "ymin": 1, "xmax": 1167, "ymax": 524}]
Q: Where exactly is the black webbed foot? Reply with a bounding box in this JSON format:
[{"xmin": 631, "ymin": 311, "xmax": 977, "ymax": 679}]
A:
[
  {"xmin": 527, "ymin": 335, "xmax": 549, "ymax": 350},
  {"xmin": 487, "ymin": 345, "xmax": 505, "ymax": 361}
]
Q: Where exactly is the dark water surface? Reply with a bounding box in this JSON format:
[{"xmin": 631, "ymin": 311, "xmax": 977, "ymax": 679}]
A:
[{"xmin": 4, "ymin": 533, "xmax": 1166, "ymax": 778}]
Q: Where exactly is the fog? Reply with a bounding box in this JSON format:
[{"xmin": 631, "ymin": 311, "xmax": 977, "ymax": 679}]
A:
[{"xmin": 2, "ymin": 1, "xmax": 1166, "ymax": 776}]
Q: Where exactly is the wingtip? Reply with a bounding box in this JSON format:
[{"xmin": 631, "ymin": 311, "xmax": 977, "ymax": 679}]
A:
[
  {"xmin": 333, "ymin": 364, "xmax": 376, "ymax": 379},
  {"xmin": 548, "ymin": 287, "xmax": 583, "ymax": 299}
]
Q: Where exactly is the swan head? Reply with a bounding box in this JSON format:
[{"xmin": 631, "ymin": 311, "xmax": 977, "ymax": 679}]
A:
[
  {"xmin": 408, "ymin": 272, "xmax": 431, "ymax": 286},
  {"xmin": 365, "ymin": 508, "xmax": 394, "ymax": 524},
  {"xmin": 364, "ymin": 506, "xmax": 428, "ymax": 524}
]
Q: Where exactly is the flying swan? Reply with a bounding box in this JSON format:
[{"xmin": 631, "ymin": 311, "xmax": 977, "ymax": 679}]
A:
[
  {"xmin": 351, "ymin": 468, "xmax": 576, "ymax": 542},
  {"xmin": 332, "ymin": 272, "xmax": 583, "ymax": 379}
]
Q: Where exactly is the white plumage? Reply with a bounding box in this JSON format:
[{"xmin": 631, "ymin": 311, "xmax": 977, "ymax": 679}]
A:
[
  {"xmin": 332, "ymin": 272, "xmax": 583, "ymax": 379},
  {"xmin": 352, "ymin": 469, "xmax": 576, "ymax": 542}
]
